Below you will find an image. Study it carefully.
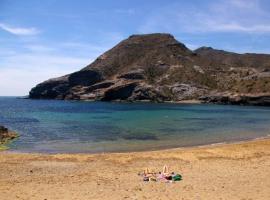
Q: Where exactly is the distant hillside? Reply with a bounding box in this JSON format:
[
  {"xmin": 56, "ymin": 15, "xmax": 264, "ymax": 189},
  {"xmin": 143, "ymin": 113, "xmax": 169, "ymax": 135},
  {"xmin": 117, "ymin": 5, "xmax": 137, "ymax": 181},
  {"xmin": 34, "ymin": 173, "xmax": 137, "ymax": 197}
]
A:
[{"xmin": 29, "ymin": 33, "xmax": 270, "ymax": 105}]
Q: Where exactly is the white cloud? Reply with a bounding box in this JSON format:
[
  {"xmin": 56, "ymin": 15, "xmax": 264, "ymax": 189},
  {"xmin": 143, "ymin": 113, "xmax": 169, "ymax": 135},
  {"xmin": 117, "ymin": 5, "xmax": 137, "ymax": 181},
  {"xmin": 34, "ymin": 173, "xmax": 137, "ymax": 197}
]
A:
[
  {"xmin": 224, "ymin": 0, "xmax": 260, "ymax": 10},
  {"xmin": 139, "ymin": 0, "xmax": 270, "ymax": 34},
  {"xmin": 0, "ymin": 23, "xmax": 40, "ymax": 36},
  {"xmin": 25, "ymin": 45, "xmax": 55, "ymax": 52},
  {"xmin": 194, "ymin": 21, "xmax": 270, "ymax": 33}
]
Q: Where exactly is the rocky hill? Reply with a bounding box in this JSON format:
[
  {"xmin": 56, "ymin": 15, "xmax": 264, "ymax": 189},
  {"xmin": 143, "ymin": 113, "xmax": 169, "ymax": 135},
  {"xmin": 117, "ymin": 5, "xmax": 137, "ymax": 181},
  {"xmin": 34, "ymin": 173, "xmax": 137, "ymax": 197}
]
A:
[{"xmin": 29, "ymin": 33, "xmax": 270, "ymax": 105}]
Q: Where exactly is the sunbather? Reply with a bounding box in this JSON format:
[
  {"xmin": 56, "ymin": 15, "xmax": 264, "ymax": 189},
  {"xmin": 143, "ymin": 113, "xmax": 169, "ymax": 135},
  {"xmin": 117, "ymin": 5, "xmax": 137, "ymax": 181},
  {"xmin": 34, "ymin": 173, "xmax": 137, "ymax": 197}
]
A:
[
  {"xmin": 162, "ymin": 165, "xmax": 170, "ymax": 176},
  {"xmin": 142, "ymin": 168, "xmax": 157, "ymax": 181},
  {"xmin": 140, "ymin": 165, "xmax": 182, "ymax": 182}
]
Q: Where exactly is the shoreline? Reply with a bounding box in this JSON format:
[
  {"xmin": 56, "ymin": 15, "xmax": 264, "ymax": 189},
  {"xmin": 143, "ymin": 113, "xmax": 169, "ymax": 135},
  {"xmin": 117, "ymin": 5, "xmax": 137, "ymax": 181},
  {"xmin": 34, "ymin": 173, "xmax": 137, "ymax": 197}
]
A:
[
  {"xmin": 15, "ymin": 96, "xmax": 270, "ymax": 107},
  {"xmin": 4, "ymin": 134, "xmax": 270, "ymax": 155},
  {"xmin": 0, "ymin": 137, "xmax": 269, "ymax": 199}
]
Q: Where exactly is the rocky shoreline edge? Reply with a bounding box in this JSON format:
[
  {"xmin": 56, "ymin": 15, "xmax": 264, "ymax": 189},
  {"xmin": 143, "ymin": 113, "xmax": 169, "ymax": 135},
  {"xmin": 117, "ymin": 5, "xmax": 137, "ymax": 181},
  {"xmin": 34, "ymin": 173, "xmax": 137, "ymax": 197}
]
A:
[
  {"xmin": 0, "ymin": 125, "xmax": 18, "ymax": 150},
  {"xmin": 24, "ymin": 93, "xmax": 270, "ymax": 106}
]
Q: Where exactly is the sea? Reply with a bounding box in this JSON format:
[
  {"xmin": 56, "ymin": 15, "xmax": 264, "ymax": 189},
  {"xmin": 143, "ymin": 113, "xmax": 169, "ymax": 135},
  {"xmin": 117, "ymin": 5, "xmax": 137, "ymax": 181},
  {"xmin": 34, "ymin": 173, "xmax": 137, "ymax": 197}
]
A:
[{"xmin": 0, "ymin": 97, "xmax": 270, "ymax": 153}]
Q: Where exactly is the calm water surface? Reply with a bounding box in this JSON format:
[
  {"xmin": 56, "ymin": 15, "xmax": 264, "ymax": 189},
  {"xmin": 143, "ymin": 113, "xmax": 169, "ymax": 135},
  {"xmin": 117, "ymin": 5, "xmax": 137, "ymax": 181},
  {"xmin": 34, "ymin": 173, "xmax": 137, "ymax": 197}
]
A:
[{"xmin": 0, "ymin": 97, "xmax": 270, "ymax": 153}]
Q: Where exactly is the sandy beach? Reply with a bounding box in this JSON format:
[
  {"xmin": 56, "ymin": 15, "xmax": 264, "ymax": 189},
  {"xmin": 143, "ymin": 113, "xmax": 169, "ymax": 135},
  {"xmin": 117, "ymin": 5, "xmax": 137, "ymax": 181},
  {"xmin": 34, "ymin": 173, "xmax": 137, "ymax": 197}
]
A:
[{"xmin": 0, "ymin": 138, "xmax": 269, "ymax": 200}]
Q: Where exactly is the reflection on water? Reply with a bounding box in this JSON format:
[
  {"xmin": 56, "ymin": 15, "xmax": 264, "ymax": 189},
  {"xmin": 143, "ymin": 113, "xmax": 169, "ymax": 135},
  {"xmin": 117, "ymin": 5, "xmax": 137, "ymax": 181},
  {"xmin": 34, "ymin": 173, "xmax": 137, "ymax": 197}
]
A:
[{"xmin": 0, "ymin": 97, "xmax": 270, "ymax": 153}]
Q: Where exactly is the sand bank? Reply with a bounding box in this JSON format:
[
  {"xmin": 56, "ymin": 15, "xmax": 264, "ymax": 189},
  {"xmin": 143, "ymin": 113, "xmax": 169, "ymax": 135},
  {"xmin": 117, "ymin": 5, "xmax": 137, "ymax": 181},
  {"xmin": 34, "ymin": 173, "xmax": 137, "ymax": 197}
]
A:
[{"xmin": 0, "ymin": 138, "xmax": 270, "ymax": 200}]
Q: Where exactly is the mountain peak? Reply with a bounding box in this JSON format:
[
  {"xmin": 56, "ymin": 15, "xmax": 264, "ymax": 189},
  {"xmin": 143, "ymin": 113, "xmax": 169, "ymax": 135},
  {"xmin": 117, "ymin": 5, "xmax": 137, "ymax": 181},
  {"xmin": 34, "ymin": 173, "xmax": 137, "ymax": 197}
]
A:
[
  {"xmin": 82, "ymin": 33, "xmax": 193, "ymax": 75},
  {"xmin": 126, "ymin": 33, "xmax": 176, "ymax": 43},
  {"xmin": 128, "ymin": 33, "xmax": 174, "ymax": 38},
  {"xmin": 120, "ymin": 33, "xmax": 186, "ymax": 47},
  {"xmin": 194, "ymin": 46, "xmax": 214, "ymax": 53}
]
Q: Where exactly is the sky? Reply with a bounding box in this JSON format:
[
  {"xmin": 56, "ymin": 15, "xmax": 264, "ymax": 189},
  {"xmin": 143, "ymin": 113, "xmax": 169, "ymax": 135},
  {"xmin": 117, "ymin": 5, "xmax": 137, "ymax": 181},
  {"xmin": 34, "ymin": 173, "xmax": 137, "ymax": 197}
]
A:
[{"xmin": 0, "ymin": 0, "xmax": 270, "ymax": 96}]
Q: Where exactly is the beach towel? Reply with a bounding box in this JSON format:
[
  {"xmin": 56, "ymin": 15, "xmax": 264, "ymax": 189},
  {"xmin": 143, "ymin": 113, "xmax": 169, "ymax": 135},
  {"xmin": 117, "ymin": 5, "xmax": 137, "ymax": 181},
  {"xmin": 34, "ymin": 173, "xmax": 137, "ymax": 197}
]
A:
[{"xmin": 172, "ymin": 174, "xmax": 182, "ymax": 181}]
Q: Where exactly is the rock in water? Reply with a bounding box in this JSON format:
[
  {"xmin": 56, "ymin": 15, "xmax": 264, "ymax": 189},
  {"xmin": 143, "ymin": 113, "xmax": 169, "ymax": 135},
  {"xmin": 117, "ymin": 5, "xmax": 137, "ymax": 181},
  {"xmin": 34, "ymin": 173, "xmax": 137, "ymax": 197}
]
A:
[
  {"xmin": 0, "ymin": 125, "xmax": 18, "ymax": 145},
  {"xmin": 29, "ymin": 33, "xmax": 270, "ymax": 105}
]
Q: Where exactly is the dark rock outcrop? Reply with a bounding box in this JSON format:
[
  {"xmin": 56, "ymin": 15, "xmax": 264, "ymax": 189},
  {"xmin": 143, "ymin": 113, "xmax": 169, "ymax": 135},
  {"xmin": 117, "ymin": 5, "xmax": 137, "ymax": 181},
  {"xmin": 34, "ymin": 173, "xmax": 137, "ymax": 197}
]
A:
[
  {"xmin": 29, "ymin": 75, "xmax": 70, "ymax": 99},
  {"xmin": 101, "ymin": 82, "xmax": 138, "ymax": 101},
  {"xmin": 200, "ymin": 94, "xmax": 270, "ymax": 106},
  {"xmin": 0, "ymin": 125, "xmax": 18, "ymax": 145},
  {"xmin": 85, "ymin": 81, "xmax": 115, "ymax": 93},
  {"xmin": 128, "ymin": 85, "xmax": 170, "ymax": 102},
  {"xmin": 29, "ymin": 33, "xmax": 270, "ymax": 105},
  {"xmin": 117, "ymin": 69, "xmax": 145, "ymax": 80},
  {"xmin": 69, "ymin": 70, "xmax": 103, "ymax": 86}
]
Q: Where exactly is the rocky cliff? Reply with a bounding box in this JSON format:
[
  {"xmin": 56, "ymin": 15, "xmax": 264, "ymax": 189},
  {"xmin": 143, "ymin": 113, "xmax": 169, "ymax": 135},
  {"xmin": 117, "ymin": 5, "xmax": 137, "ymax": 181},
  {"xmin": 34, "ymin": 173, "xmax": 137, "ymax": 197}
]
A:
[{"xmin": 29, "ymin": 33, "xmax": 270, "ymax": 105}]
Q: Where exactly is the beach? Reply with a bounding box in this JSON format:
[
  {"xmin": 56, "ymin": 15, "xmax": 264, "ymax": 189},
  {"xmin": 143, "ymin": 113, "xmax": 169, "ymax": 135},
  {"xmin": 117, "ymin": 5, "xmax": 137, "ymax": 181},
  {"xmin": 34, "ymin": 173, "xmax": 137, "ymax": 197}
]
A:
[{"xmin": 0, "ymin": 138, "xmax": 269, "ymax": 200}]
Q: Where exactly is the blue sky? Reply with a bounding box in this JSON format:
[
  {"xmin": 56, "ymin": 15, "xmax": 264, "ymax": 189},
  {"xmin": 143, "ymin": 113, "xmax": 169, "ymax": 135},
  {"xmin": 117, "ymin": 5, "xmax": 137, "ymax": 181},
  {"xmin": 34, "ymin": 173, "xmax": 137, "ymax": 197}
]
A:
[{"xmin": 0, "ymin": 0, "xmax": 270, "ymax": 96}]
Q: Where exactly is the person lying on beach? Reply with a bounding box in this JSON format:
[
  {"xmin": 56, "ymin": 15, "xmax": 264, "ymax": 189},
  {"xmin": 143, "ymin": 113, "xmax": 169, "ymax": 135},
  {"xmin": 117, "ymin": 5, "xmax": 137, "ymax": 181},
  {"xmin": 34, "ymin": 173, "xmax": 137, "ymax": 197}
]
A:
[
  {"xmin": 143, "ymin": 168, "xmax": 157, "ymax": 181},
  {"xmin": 157, "ymin": 165, "xmax": 172, "ymax": 182},
  {"xmin": 140, "ymin": 165, "xmax": 182, "ymax": 182}
]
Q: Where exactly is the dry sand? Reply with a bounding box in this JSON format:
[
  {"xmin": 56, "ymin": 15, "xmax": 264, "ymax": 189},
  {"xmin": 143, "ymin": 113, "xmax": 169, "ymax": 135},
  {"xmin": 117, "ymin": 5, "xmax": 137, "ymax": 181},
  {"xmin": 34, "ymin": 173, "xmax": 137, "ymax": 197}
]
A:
[{"xmin": 0, "ymin": 139, "xmax": 270, "ymax": 200}]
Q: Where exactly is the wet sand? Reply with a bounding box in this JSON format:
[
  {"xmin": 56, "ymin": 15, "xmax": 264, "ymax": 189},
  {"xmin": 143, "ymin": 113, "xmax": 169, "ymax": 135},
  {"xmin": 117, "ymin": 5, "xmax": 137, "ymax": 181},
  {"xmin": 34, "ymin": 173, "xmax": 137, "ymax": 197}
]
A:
[{"xmin": 0, "ymin": 138, "xmax": 270, "ymax": 200}]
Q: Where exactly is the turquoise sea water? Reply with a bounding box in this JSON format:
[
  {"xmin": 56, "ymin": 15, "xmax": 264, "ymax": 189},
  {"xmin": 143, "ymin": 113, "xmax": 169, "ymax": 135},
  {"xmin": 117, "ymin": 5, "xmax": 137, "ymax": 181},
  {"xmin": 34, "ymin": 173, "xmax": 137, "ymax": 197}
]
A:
[{"xmin": 0, "ymin": 97, "xmax": 270, "ymax": 153}]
